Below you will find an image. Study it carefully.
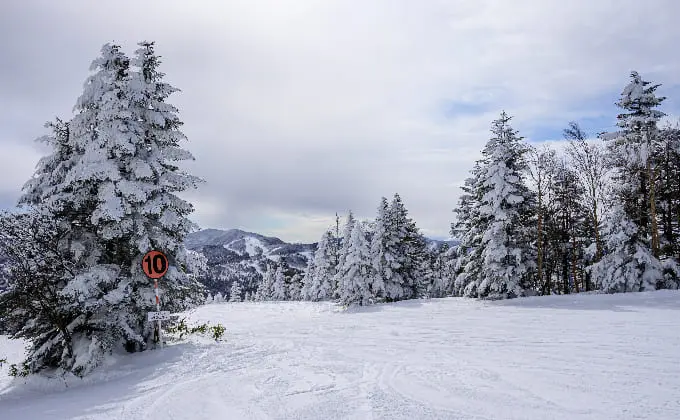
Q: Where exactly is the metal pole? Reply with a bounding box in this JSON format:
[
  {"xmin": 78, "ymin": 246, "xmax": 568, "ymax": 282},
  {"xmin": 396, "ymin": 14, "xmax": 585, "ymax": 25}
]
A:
[{"xmin": 155, "ymin": 279, "xmax": 163, "ymax": 349}]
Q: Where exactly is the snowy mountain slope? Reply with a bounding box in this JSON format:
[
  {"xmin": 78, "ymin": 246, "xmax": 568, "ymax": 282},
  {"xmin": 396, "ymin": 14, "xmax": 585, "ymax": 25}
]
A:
[
  {"xmin": 184, "ymin": 229, "xmax": 316, "ymax": 297},
  {"xmin": 1, "ymin": 290, "xmax": 679, "ymax": 419},
  {"xmin": 185, "ymin": 228, "xmax": 456, "ymax": 297}
]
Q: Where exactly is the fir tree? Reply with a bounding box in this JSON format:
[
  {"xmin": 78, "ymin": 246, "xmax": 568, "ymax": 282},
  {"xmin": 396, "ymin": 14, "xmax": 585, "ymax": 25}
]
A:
[
  {"xmin": 393, "ymin": 194, "xmax": 430, "ymax": 299},
  {"xmin": 452, "ymin": 166, "xmax": 485, "ymax": 297},
  {"xmin": 369, "ymin": 197, "xmax": 390, "ymax": 300},
  {"xmin": 257, "ymin": 264, "xmax": 275, "ymax": 301},
  {"xmin": 229, "ymin": 281, "xmax": 242, "ymax": 302},
  {"xmin": 14, "ymin": 43, "xmax": 203, "ymax": 374},
  {"xmin": 309, "ymin": 230, "xmax": 336, "ymax": 301},
  {"xmin": 428, "ymin": 244, "xmax": 451, "ymax": 298},
  {"xmin": 333, "ymin": 211, "xmax": 355, "ymax": 297},
  {"xmin": 271, "ymin": 265, "xmax": 287, "ymax": 301},
  {"xmin": 288, "ymin": 273, "xmax": 303, "ymax": 301},
  {"xmin": 589, "ymin": 204, "xmax": 661, "ymax": 292},
  {"xmin": 459, "ymin": 112, "xmax": 535, "ymax": 299},
  {"xmin": 603, "ymin": 71, "xmax": 666, "ymax": 289},
  {"xmin": 300, "ymin": 256, "xmax": 315, "ymax": 301},
  {"xmin": 337, "ymin": 223, "xmax": 374, "ymax": 306}
]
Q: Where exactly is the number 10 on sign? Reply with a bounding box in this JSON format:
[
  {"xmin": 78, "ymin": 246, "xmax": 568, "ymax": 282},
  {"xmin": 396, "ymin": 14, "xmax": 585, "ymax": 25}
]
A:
[{"xmin": 142, "ymin": 250, "xmax": 169, "ymax": 349}]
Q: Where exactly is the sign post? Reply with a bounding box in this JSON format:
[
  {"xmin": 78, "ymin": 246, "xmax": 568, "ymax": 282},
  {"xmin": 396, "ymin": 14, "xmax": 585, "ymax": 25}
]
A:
[{"xmin": 142, "ymin": 250, "xmax": 169, "ymax": 349}]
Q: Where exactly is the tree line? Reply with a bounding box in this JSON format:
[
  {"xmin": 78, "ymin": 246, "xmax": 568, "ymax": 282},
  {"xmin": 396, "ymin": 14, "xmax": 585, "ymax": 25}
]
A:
[{"xmin": 245, "ymin": 71, "xmax": 679, "ymax": 305}]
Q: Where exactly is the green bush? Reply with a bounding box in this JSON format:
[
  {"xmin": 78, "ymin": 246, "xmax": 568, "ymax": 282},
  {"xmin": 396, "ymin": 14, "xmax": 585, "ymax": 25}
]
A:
[
  {"xmin": 165, "ymin": 318, "xmax": 226, "ymax": 342},
  {"xmin": 210, "ymin": 324, "xmax": 226, "ymax": 341},
  {"xmin": 8, "ymin": 361, "xmax": 29, "ymax": 377}
]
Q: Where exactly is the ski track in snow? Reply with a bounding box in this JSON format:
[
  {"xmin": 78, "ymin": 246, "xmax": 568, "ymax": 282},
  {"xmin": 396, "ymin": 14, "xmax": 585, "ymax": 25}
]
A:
[{"xmin": 1, "ymin": 291, "xmax": 680, "ymax": 419}]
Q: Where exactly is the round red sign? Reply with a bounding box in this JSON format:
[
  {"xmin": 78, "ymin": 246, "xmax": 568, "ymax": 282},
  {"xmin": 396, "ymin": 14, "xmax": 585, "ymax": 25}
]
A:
[{"xmin": 142, "ymin": 250, "xmax": 168, "ymax": 279}]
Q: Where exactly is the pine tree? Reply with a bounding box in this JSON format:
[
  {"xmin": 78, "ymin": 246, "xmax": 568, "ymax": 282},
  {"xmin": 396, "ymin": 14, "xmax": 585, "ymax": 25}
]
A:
[
  {"xmin": 0, "ymin": 211, "xmax": 83, "ymax": 374},
  {"xmin": 656, "ymin": 125, "xmax": 680, "ymax": 289},
  {"xmin": 395, "ymin": 195, "xmax": 430, "ymax": 299},
  {"xmin": 257, "ymin": 264, "xmax": 275, "ymax": 301},
  {"xmin": 452, "ymin": 166, "xmax": 485, "ymax": 297},
  {"xmin": 271, "ymin": 265, "xmax": 287, "ymax": 301},
  {"xmin": 333, "ymin": 211, "xmax": 355, "ymax": 297},
  {"xmin": 229, "ymin": 281, "xmax": 242, "ymax": 302},
  {"xmin": 428, "ymin": 244, "xmax": 452, "ymax": 298},
  {"xmin": 300, "ymin": 256, "xmax": 316, "ymax": 301},
  {"xmin": 589, "ymin": 204, "xmax": 662, "ymax": 292},
  {"xmin": 309, "ymin": 230, "xmax": 336, "ymax": 301},
  {"xmin": 337, "ymin": 223, "xmax": 374, "ymax": 306},
  {"xmin": 13, "ymin": 43, "xmax": 204, "ymax": 374},
  {"xmin": 214, "ymin": 292, "xmax": 224, "ymax": 303},
  {"xmin": 462, "ymin": 112, "xmax": 535, "ymax": 299},
  {"xmin": 603, "ymin": 71, "xmax": 666, "ymax": 289},
  {"xmin": 369, "ymin": 197, "xmax": 389, "ymax": 300},
  {"xmin": 288, "ymin": 273, "xmax": 303, "ymax": 301}
]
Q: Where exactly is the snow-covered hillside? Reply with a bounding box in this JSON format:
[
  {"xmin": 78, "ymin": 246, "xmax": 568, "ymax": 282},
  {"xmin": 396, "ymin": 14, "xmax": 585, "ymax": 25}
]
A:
[
  {"xmin": 184, "ymin": 228, "xmax": 456, "ymax": 298},
  {"xmin": 1, "ymin": 291, "xmax": 679, "ymax": 419}
]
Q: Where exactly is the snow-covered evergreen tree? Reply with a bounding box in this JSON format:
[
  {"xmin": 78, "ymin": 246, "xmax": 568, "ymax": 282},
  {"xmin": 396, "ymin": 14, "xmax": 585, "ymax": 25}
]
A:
[
  {"xmin": 477, "ymin": 112, "xmax": 535, "ymax": 299},
  {"xmin": 454, "ymin": 112, "xmax": 535, "ymax": 299},
  {"xmin": 213, "ymin": 292, "xmax": 224, "ymax": 303},
  {"xmin": 300, "ymin": 257, "xmax": 315, "ymax": 301},
  {"xmin": 308, "ymin": 230, "xmax": 336, "ymax": 301},
  {"xmin": 452, "ymin": 165, "xmax": 485, "ymax": 297},
  {"xmin": 374, "ymin": 194, "xmax": 427, "ymax": 301},
  {"xmin": 590, "ymin": 204, "xmax": 662, "ymax": 292},
  {"xmin": 257, "ymin": 264, "xmax": 275, "ymax": 301},
  {"xmin": 337, "ymin": 222, "xmax": 374, "ymax": 306},
  {"xmin": 369, "ymin": 198, "xmax": 389, "ymax": 299},
  {"xmin": 288, "ymin": 273, "xmax": 303, "ymax": 301},
  {"xmin": 428, "ymin": 244, "xmax": 452, "ymax": 298},
  {"xmin": 15, "ymin": 42, "xmax": 204, "ymax": 374},
  {"xmin": 205, "ymin": 293, "xmax": 214, "ymax": 304},
  {"xmin": 271, "ymin": 265, "xmax": 287, "ymax": 301},
  {"xmin": 392, "ymin": 194, "xmax": 430, "ymax": 299},
  {"xmin": 333, "ymin": 211, "xmax": 356, "ymax": 297},
  {"xmin": 601, "ymin": 71, "xmax": 666, "ymax": 290},
  {"xmin": 229, "ymin": 281, "xmax": 242, "ymax": 302},
  {"xmin": 0, "ymin": 211, "xmax": 84, "ymax": 374}
]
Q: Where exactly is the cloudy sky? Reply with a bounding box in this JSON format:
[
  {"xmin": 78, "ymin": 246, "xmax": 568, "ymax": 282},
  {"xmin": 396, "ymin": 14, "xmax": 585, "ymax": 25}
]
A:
[{"xmin": 1, "ymin": 0, "xmax": 679, "ymax": 243}]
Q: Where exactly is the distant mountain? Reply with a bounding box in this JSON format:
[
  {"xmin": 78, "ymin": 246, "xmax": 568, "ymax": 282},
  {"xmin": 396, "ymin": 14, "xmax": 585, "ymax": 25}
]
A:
[
  {"xmin": 184, "ymin": 229, "xmax": 316, "ymax": 297},
  {"xmin": 185, "ymin": 228, "xmax": 458, "ymax": 297},
  {"xmin": 424, "ymin": 237, "xmax": 459, "ymax": 252}
]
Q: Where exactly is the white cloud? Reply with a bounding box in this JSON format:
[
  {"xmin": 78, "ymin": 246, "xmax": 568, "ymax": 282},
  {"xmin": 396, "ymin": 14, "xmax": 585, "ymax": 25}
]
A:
[{"xmin": 1, "ymin": 0, "xmax": 680, "ymax": 242}]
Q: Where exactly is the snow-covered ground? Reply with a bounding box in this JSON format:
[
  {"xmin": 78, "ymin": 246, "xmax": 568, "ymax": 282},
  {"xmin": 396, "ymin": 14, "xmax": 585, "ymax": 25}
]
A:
[{"xmin": 1, "ymin": 291, "xmax": 679, "ymax": 419}]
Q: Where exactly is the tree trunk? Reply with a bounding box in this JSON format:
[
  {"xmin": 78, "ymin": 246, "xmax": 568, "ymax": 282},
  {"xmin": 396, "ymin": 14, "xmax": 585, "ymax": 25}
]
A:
[
  {"xmin": 571, "ymin": 234, "xmax": 579, "ymax": 293},
  {"xmin": 537, "ymin": 191, "xmax": 544, "ymax": 293},
  {"xmin": 647, "ymin": 158, "xmax": 660, "ymax": 258},
  {"xmin": 592, "ymin": 200, "xmax": 602, "ymax": 263}
]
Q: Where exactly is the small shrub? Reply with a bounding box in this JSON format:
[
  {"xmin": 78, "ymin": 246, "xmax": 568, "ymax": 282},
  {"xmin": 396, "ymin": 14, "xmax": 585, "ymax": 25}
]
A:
[
  {"xmin": 165, "ymin": 318, "xmax": 226, "ymax": 342},
  {"xmin": 8, "ymin": 361, "xmax": 29, "ymax": 377},
  {"xmin": 210, "ymin": 324, "xmax": 226, "ymax": 341}
]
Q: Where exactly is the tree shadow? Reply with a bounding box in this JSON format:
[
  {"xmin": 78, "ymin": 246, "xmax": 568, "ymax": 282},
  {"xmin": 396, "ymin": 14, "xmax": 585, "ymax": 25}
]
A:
[
  {"xmin": 489, "ymin": 290, "xmax": 680, "ymax": 312},
  {"xmin": 339, "ymin": 299, "xmax": 427, "ymax": 313},
  {"xmin": 0, "ymin": 342, "xmax": 203, "ymax": 419}
]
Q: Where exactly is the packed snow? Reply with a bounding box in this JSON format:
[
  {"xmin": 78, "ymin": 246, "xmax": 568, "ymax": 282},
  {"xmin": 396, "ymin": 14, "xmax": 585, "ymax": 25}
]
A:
[{"xmin": 1, "ymin": 291, "xmax": 679, "ymax": 419}]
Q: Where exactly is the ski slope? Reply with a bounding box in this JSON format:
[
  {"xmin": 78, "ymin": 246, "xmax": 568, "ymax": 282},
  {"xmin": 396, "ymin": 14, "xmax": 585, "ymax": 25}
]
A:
[{"xmin": 1, "ymin": 291, "xmax": 679, "ymax": 419}]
